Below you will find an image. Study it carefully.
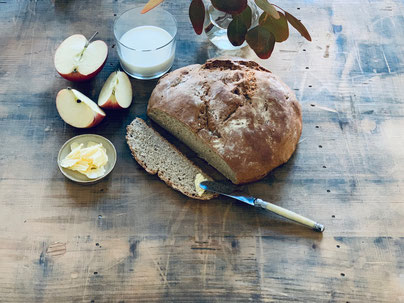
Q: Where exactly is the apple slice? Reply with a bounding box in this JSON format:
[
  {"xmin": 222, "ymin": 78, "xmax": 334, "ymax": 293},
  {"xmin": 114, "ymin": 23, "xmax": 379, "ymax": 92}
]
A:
[
  {"xmin": 56, "ymin": 88, "xmax": 106, "ymax": 128},
  {"xmin": 54, "ymin": 34, "xmax": 108, "ymax": 82},
  {"xmin": 98, "ymin": 71, "xmax": 133, "ymax": 109}
]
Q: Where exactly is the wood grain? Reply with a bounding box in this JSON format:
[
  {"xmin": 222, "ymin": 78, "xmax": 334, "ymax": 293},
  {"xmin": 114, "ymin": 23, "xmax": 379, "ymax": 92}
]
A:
[{"xmin": 0, "ymin": 0, "xmax": 403, "ymax": 302}]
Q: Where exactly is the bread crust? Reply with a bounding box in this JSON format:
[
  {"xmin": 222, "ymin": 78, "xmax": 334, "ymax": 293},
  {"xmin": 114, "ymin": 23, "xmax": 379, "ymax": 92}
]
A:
[
  {"xmin": 126, "ymin": 118, "xmax": 216, "ymax": 200},
  {"xmin": 148, "ymin": 58, "xmax": 302, "ymax": 184}
]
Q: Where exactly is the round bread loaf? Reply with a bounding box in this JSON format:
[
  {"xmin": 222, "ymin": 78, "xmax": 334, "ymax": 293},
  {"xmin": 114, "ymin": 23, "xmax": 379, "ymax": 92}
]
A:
[{"xmin": 147, "ymin": 58, "xmax": 302, "ymax": 184}]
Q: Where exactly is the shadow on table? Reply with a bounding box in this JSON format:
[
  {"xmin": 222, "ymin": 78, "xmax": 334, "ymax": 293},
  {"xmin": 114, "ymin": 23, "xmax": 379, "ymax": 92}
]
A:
[
  {"xmin": 60, "ymin": 174, "xmax": 116, "ymax": 206},
  {"xmin": 170, "ymin": 155, "xmax": 325, "ymax": 240},
  {"xmin": 205, "ymin": 197, "xmax": 324, "ymax": 241}
]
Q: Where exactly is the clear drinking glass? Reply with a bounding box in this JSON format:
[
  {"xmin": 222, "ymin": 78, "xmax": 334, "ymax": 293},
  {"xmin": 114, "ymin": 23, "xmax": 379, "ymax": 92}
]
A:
[{"xmin": 114, "ymin": 6, "xmax": 177, "ymax": 80}]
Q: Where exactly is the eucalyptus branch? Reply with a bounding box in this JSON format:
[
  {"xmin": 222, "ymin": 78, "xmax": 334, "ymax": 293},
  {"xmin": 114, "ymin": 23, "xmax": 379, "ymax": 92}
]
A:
[{"xmin": 141, "ymin": 0, "xmax": 311, "ymax": 59}]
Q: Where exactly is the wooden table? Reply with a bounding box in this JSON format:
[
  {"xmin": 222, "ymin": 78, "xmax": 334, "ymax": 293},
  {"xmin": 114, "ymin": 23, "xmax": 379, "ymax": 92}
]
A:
[{"xmin": 1, "ymin": 0, "xmax": 403, "ymax": 302}]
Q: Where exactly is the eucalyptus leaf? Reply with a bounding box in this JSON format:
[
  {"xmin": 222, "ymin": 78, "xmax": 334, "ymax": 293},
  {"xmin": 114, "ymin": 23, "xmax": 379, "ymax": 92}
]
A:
[
  {"xmin": 285, "ymin": 11, "xmax": 312, "ymax": 41},
  {"xmin": 246, "ymin": 25, "xmax": 275, "ymax": 59},
  {"xmin": 189, "ymin": 0, "xmax": 205, "ymax": 35},
  {"xmin": 254, "ymin": 0, "xmax": 279, "ymax": 19},
  {"xmin": 227, "ymin": 15, "xmax": 248, "ymax": 46},
  {"xmin": 211, "ymin": 0, "xmax": 247, "ymax": 14},
  {"xmin": 234, "ymin": 5, "xmax": 252, "ymax": 29},
  {"xmin": 141, "ymin": 0, "xmax": 165, "ymax": 14},
  {"xmin": 259, "ymin": 11, "xmax": 289, "ymax": 42}
]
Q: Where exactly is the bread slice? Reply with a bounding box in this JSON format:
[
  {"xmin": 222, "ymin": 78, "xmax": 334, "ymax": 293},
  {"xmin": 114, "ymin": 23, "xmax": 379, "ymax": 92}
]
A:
[
  {"xmin": 126, "ymin": 118, "xmax": 216, "ymax": 200},
  {"xmin": 147, "ymin": 109, "xmax": 238, "ymax": 182}
]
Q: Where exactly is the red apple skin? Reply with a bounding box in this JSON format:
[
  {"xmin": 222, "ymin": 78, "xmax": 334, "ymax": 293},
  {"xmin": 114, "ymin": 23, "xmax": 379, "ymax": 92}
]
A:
[
  {"xmin": 57, "ymin": 57, "xmax": 107, "ymax": 82},
  {"xmin": 54, "ymin": 37, "xmax": 109, "ymax": 82},
  {"xmin": 55, "ymin": 89, "xmax": 106, "ymax": 128},
  {"xmin": 58, "ymin": 110, "xmax": 105, "ymax": 129},
  {"xmin": 98, "ymin": 71, "xmax": 132, "ymax": 109},
  {"xmin": 99, "ymin": 98, "xmax": 123, "ymax": 110},
  {"xmin": 86, "ymin": 112, "xmax": 106, "ymax": 128}
]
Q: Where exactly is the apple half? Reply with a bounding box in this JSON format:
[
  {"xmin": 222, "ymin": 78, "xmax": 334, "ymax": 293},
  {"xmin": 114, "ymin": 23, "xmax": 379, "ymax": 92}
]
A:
[
  {"xmin": 56, "ymin": 88, "xmax": 106, "ymax": 128},
  {"xmin": 98, "ymin": 71, "xmax": 133, "ymax": 109},
  {"xmin": 54, "ymin": 34, "xmax": 108, "ymax": 82}
]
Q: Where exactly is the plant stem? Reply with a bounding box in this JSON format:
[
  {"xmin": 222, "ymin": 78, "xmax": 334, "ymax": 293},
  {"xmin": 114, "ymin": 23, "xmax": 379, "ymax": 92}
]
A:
[
  {"xmin": 86, "ymin": 31, "xmax": 99, "ymax": 47},
  {"xmin": 269, "ymin": 3, "xmax": 285, "ymax": 13},
  {"xmin": 77, "ymin": 32, "xmax": 99, "ymax": 65}
]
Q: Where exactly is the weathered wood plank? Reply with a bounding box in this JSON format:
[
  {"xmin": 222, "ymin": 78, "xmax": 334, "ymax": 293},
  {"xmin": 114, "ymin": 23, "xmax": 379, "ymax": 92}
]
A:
[{"xmin": 0, "ymin": 0, "xmax": 403, "ymax": 302}]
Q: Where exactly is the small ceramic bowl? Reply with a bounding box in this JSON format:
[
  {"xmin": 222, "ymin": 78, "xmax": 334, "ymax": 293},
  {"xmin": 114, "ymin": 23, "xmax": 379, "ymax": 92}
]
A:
[{"xmin": 57, "ymin": 134, "xmax": 117, "ymax": 184}]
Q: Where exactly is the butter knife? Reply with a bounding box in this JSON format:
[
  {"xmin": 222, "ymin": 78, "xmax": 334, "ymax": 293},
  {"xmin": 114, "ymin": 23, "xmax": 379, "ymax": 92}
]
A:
[{"xmin": 199, "ymin": 181, "xmax": 325, "ymax": 232}]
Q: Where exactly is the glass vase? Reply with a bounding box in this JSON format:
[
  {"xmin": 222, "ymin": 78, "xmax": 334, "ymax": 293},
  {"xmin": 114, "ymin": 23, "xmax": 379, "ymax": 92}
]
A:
[{"xmin": 204, "ymin": 0, "xmax": 259, "ymax": 50}]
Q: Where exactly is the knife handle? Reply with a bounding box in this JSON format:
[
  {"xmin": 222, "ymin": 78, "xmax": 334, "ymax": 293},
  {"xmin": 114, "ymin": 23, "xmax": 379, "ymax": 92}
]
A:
[{"xmin": 254, "ymin": 198, "xmax": 325, "ymax": 232}]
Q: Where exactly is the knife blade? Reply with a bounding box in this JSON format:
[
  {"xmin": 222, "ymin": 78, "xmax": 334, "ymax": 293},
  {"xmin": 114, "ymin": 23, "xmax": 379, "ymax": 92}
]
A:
[
  {"xmin": 198, "ymin": 180, "xmax": 255, "ymax": 205},
  {"xmin": 199, "ymin": 181, "xmax": 325, "ymax": 232}
]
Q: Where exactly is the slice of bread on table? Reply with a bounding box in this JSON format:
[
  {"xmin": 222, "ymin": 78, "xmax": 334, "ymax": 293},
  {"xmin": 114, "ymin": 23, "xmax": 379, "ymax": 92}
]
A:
[{"xmin": 126, "ymin": 118, "xmax": 216, "ymax": 200}]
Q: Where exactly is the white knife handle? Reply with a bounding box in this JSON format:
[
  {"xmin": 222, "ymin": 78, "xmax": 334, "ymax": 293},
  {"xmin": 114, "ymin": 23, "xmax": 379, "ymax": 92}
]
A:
[{"xmin": 254, "ymin": 198, "xmax": 325, "ymax": 232}]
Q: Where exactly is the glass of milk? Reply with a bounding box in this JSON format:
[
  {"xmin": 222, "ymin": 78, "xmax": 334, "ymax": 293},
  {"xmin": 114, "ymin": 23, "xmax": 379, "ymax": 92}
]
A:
[{"xmin": 114, "ymin": 6, "xmax": 177, "ymax": 80}]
